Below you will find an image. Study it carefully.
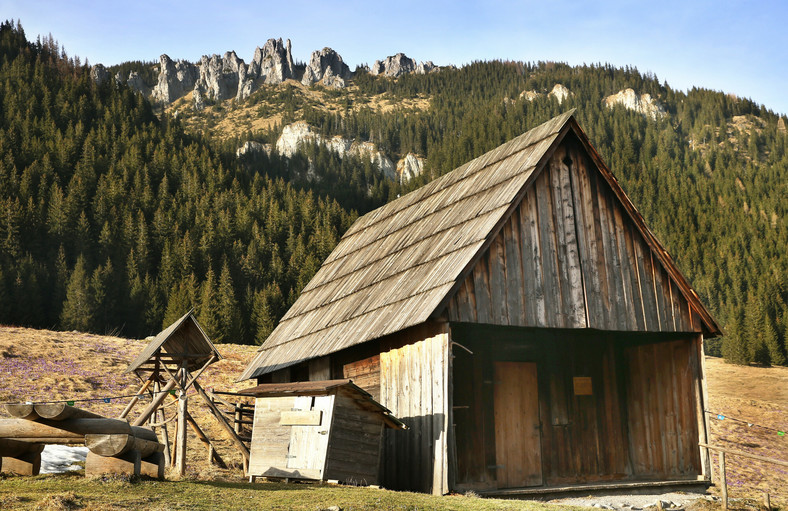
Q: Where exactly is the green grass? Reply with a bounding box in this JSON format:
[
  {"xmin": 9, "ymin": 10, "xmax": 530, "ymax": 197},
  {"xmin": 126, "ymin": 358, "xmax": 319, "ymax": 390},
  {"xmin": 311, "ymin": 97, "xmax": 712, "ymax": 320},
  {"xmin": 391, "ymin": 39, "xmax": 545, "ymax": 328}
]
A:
[{"xmin": 0, "ymin": 472, "xmax": 581, "ymax": 510}]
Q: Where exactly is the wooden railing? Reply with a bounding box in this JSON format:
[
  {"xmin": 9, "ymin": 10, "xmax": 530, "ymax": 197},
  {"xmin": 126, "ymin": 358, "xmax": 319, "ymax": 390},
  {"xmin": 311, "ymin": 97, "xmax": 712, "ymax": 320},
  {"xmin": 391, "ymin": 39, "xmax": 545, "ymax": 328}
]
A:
[{"xmin": 700, "ymin": 443, "xmax": 787, "ymax": 510}]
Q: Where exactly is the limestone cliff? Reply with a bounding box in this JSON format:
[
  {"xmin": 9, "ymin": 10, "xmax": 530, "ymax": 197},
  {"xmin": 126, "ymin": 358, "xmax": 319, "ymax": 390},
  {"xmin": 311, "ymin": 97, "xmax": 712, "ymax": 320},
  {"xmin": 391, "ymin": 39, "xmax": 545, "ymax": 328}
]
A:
[
  {"xmin": 301, "ymin": 48, "xmax": 352, "ymax": 88},
  {"xmin": 603, "ymin": 88, "xmax": 666, "ymax": 120}
]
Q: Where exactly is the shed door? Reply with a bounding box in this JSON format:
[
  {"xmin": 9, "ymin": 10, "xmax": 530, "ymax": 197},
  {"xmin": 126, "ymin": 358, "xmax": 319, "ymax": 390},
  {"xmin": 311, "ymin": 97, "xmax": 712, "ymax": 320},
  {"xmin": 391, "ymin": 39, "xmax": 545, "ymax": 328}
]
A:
[
  {"xmin": 493, "ymin": 361, "xmax": 543, "ymax": 488},
  {"xmin": 285, "ymin": 395, "xmax": 334, "ymax": 473}
]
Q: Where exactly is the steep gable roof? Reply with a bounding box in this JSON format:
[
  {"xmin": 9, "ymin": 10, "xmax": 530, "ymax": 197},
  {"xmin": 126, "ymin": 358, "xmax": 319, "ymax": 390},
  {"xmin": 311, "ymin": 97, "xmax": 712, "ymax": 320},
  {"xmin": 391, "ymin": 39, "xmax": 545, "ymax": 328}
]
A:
[{"xmin": 240, "ymin": 111, "xmax": 720, "ymax": 380}]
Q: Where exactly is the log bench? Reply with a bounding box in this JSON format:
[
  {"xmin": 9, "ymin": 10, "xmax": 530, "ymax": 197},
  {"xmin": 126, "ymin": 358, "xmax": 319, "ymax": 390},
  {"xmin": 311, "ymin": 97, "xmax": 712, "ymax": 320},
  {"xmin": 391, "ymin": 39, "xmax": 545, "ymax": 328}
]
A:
[{"xmin": 1, "ymin": 403, "xmax": 165, "ymax": 479}]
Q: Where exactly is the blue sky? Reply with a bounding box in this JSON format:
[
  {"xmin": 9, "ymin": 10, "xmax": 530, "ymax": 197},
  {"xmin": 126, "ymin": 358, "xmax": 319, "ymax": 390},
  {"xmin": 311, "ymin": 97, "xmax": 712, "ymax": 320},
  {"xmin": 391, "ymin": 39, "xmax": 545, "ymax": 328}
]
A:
[{"xmin": 3, "ymin": 0, "xmax": 786, "ymax": 115}]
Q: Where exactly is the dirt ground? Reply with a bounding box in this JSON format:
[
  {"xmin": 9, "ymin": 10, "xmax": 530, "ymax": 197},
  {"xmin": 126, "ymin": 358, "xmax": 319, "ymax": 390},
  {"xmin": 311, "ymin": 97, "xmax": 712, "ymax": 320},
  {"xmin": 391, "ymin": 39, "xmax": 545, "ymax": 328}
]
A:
[{"xmin": 0, "ymin": 326, "xmax": 786, "ymax": 505}]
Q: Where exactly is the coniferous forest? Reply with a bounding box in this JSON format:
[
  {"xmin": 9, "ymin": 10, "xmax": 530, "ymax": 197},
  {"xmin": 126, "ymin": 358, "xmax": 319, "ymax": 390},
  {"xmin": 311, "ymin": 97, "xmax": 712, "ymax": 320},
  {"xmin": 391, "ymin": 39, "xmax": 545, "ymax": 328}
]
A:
[{"xmin": 0, "ymin": 21, "xmax": 786, "ymax": 365}]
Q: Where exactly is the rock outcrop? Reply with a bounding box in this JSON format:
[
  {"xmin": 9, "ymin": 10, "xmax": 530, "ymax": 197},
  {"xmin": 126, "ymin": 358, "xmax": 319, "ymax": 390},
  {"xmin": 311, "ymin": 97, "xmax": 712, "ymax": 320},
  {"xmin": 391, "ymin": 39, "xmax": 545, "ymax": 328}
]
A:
[
  {"xmin": 518, "ymin": 85, "xmax": 572, "ymax": 104},
  {"xmin": 371, "ymin": 53, "xmax": 416, "ymax": 77},
  {"xmin": 126, "ymin": 72, "xmax": 151, "ymax": 95},
  {"xmin": 415, "ymin": 61, "xmax": 437, "ymax": 74},
  {"xmin": 275, "ymin": 122, "xmax": 396, "ymax": 180},
  {"xmin": 237, "ymin": 38, "xmax": 295, "ymax": 101},
  {"xmin": 603, "ymin": 88, "xmax": 666, "ymax": 120},
  {"xmin": 371, "ymin": 54, "xmax": 438, "ymax": 77},
  {"xmin": 236, "ymin": 141, "xmax": 271, "ymax": 158},
  {"xmin": 90, "ymin": 64, "xmax": 109, "ymax": 85},
  {"xmin": 549, "ymin": 84, "xmax": 572, "ymax": 104},
  {"xmin": 152, "ymin": 55, "xmax": 199, "ymax": 104},
  {"xmin": 193, "ymin": 51, "xmax": 244, "ymax": 108},
  {"xmin": 301, "ymin": 48, "xmax": 352, "ymax": 88},
  {"xmin": 396, "ymin": 153, "xmax": 425, "ymax": 183}
]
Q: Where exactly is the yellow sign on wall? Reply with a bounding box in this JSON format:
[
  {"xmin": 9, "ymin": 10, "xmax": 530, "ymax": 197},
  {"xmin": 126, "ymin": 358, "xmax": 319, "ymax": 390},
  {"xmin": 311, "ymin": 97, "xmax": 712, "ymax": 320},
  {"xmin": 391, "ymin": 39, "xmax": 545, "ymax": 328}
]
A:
[{"xmin": 573, "ymin": 377, "xmax": 593, "ymax": 396}]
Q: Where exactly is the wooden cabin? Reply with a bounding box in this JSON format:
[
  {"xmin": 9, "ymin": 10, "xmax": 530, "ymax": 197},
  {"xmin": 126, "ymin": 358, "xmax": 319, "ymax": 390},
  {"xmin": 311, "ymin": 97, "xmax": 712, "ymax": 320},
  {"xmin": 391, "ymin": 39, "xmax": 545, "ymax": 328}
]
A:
[
  {"xmin": 239, "ymin": 110, "xmax": 722, "ymax": 495},
  {"xmin": 240, "ymin": 379, "xmax": 405, "ymax": 485}
]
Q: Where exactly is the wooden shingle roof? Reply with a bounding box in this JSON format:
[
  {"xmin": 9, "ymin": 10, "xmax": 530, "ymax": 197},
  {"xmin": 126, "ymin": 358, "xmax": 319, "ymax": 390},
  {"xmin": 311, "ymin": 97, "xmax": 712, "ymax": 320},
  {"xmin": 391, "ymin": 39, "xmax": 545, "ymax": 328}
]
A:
[
  {"xmin": 240, "ymin": 110, "xmax": 720, "ymax": 381},
  {"xmin": 126, "ymin": 310, "xmax": 221, "ymax": 373}
]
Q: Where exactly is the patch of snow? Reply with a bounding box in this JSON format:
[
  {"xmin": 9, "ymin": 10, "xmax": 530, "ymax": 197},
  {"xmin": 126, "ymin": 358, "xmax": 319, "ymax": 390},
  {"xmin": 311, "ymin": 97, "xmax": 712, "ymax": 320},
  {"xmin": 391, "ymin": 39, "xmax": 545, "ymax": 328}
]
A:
[{"xmin": 40, "ymin": 444, "xmax": 88, "ymax": 473}]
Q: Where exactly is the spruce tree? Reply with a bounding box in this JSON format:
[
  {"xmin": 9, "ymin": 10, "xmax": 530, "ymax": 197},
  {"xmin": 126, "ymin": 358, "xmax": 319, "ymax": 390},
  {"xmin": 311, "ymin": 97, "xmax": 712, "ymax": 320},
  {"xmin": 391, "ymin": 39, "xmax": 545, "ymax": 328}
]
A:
[{"xmin": 60, "ymin": 255, "xmax": 94, "ymax": 331}]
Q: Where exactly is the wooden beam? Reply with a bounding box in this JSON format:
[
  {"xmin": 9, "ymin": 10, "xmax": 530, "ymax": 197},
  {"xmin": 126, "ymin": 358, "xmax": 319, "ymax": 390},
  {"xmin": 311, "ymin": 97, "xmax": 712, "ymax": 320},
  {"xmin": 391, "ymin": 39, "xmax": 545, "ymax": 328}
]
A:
[
  {"xmin": 698, "ymin": 443, "xmax": 788, "ymax": 468},
  {"xmin": 184, "ymin": 411, "xmax": 227, "ymax": 469},
  {"xmin": 193, "ymin": 380, "xmax": 250, "ymax": 462},
  {"xmin": 4, "ymin": 403, "xmax": 38, "ymax": 420},
  {"xmin": 131, "ymin": 371, "xmax": 181, "ymax": 427},
  {"xmin": 34, "ymin": 403, "xmax": 104, "ymax": 421},
  {"xmin": 118, "ymin": 378, "xmax": 153, "ymax": 420},
  {"xmin": 176, "ymin": 391, "xmax": 187, "ymax": 476}
]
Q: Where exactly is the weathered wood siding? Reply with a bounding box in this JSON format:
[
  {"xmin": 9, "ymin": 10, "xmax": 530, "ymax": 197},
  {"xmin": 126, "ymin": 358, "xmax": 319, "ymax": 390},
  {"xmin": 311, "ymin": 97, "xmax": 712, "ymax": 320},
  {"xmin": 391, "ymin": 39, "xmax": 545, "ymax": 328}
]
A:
[
  {"xmin": 451, "ymin": 325, "xmax": 702, "ymax": 490},
  {"xmin": 624, "ymin": 339, "xmax": 701, "ymax": 478},
  {"xmin": 342, "ymin": 355, "xmax": 381, "ymax": 401},
  {"xmin": 448, "ymin": 139, "xmax": 702, "ymax": 333},
  {"xmin": 324, "ymin": 389, "xmax": 385, "ymax": 485},
  {"xmin": 248, "ymin": 395, "xmax": 334, "ymax": 480},
  {"xmin": 379, "ymin": 324, "xmax": 450, "ymax": 495}
]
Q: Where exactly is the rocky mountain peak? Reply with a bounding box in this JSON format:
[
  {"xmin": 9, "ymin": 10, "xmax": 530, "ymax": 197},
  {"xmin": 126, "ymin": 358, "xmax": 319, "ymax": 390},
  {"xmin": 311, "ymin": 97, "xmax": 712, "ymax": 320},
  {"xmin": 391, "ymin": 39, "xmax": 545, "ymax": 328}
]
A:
[
  {"xmin": 371, "ymin": 53, "xmax": 415, "ymax": 77},
  {"xmin": 151, "ymin": 54, "xmax": 199, "ymax": 104},
  {"xmin": 301, "ymin": 48, "xmax": 352, "ymax": 88}
]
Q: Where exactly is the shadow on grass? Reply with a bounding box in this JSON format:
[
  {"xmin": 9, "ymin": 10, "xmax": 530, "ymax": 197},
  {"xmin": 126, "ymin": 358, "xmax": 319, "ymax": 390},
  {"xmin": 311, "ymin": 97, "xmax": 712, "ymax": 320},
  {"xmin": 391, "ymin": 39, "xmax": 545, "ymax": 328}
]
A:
[{"xmin": 192, "ymin": 479, "xmax": 326, "ymax": 491}]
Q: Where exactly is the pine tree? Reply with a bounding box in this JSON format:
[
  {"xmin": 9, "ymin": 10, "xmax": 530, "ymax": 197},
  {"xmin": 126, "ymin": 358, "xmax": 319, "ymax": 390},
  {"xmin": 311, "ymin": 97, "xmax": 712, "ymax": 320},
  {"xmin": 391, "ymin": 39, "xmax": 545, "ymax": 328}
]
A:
[
  {"xmin": 216, "ymin": 259, "xmax": 243, "ymax": 344},
  {"xmin": 60, "ymin": 255, "xmax": 95, "ymax": 331},
  {"xmin": 197, "ymin": 265, "xmax": 220, "ymax": 341}
]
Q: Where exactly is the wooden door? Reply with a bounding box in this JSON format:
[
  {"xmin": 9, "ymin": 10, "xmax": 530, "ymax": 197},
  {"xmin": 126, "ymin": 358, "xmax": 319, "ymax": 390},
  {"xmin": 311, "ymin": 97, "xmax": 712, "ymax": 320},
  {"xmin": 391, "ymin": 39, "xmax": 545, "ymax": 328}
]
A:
[{"xmin": 493, "ymin": 361, "xmax": 543, "ymax": 488}]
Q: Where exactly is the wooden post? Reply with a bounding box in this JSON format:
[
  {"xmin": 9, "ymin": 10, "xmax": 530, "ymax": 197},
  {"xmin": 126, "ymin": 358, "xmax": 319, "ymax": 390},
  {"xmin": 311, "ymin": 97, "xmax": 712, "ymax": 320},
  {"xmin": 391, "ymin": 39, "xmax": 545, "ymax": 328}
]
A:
[
  {"xmin": 719, "ymin": 451, "xmax": 728, "ymax": 510},
  {"xmin": 764, "ymin": 492, "xmax": 771, "ymax": 511},
  {"xmin": 176, "ymin": 364, "xmax": 188, "ymax": 477},
  {"xmin": 152, "ymin": 379, "xmax": 172, "ymax": 467}
]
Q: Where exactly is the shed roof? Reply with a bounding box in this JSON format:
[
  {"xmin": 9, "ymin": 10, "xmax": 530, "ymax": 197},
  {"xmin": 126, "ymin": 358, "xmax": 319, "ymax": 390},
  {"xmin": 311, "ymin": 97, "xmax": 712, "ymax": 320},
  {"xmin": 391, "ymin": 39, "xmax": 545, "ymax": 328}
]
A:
[
  {"xmin": 240, "ymin": 111, "xmax": 720, "ymax": 381},
  {"xmin": 126, "ymin": 310, "xmax": 221, "ymax": 373},
  {"xmin": 240, "ymin": 378, "xmax": 406, "ymax": 429}
]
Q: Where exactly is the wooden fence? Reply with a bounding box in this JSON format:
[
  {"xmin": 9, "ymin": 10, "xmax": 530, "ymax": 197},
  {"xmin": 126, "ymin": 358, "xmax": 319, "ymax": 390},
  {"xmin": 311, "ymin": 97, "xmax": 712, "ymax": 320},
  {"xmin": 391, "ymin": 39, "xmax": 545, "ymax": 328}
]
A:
[{"xmin": 700, "ymin": 443, "xmax": 787, "ymax": 510}]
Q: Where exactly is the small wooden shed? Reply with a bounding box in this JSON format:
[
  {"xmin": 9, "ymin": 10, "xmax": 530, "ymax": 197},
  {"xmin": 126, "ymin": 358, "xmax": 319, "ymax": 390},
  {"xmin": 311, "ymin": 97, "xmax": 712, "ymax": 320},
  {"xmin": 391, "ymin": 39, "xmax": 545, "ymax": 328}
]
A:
[
  {"xmin": 240, "ymin": 379, "xmax": 405, "ymax": 485},
  {"xmin": 239, "ymin": 110, "xmax": 722, "ymax": 495}
]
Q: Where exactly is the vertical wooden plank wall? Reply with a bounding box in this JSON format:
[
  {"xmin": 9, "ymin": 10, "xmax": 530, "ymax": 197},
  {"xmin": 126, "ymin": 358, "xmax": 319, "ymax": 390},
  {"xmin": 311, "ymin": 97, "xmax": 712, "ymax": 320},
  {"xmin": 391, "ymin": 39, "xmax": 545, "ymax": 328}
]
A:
[
  {"xmin": 379, "ymin": 326, "xmax": 450, "ymax": 495},
  {"xmin": 447, "ymin": 140, "xmax": 701, "ymax": 335},
  {"xmin": 624, "ymin": 339, "xmax": 701, "ymax": 478}
]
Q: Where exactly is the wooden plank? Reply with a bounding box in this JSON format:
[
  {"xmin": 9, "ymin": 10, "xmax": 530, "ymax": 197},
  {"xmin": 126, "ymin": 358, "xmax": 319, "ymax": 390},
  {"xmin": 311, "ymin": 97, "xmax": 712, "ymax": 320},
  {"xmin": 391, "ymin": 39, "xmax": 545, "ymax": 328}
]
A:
[
  {"xmin": 472, "ymin": 259, "xmax": 493, "ymax": 324},
  {"xmin": 576, "ymin": 151, "xmax": 613, "ymax": 330},
  {"xmin": 556, "ymin": 149, "xmax": 588, "ymax": 328},
  {"xmin": 503, "ymin": 218, "xmax": 525, "ymax": 325},
  {"xmin": 488, "ymin": 232, "xmax": 509, "ymax": 325},
  {"xmin": 622, "ymin": 220, "xmax": 646, "ymax": 331},
  {"xmin": 433, "ymin": 331, "xmax": 448, "ymax": 495},
  {"xmin": 598, "ymin": 182, "xmax": 627, "ymax": 330},
  {"xmin": 279, "ymin": 411, "xmax": 322, "ymax": 426},
  {"xmin": 535, "ymin": 169, "xmax": 561, "ymax": 328},
  {"xmin": 549, "ymin": 156, "xmax": 572, "ymax": 328},
  {"xmin": 634, "ymin": 236, "xmax": 659, "ymax": 331},
  {"xmin": 520, "ymin": 191, "xmax": 545, "ymax": 326}
]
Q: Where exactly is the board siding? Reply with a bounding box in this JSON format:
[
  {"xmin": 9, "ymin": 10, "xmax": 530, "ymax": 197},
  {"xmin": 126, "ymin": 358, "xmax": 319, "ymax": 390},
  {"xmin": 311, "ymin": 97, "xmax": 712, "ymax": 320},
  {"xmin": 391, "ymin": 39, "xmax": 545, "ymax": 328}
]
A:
[
  {"xmin": 379, "ymin": 326, "xmax": 449, "ymax": 495},
  {"xmin": 447, "ymin": 144, "xmax": 703, "ymax": 335}
]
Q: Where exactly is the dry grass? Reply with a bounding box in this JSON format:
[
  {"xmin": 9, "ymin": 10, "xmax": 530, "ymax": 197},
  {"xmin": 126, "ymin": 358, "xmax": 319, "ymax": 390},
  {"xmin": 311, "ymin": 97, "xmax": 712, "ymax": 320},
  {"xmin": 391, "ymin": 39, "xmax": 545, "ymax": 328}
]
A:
[
  {"xmin": 704, "ymin": 356, "xmax": 788, "ymax": 506},
  {"xmin": 168, "ymin": 79, "xmax": 431, "ymax": 141}
]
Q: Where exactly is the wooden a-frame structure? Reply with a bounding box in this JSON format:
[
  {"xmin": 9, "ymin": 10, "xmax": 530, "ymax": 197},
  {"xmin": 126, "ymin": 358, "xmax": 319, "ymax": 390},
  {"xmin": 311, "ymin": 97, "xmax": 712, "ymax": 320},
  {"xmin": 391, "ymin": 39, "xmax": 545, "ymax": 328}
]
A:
[{"xmin": 122, "ymin": 310, "xmax": 250, "ymax": 475}]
